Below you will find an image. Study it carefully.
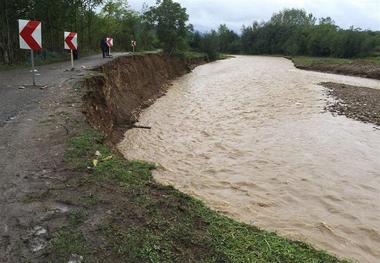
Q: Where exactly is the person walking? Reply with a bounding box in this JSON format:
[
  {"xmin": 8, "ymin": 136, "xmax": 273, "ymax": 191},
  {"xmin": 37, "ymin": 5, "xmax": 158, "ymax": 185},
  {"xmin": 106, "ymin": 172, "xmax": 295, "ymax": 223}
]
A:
[{"xmin": 100, "ymin": 37, "xmax": 108, "ymax": 58}]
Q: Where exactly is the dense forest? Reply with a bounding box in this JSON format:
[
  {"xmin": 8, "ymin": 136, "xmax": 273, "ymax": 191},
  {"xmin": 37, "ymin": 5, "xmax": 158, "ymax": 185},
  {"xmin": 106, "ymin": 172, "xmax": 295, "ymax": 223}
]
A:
[
  {"xmin": 192, "ymin": 9, "xmax": 380, "ymax": 60},
  {"xmin": 1, "ymin": 0, "xmax": 379, "ymax": 64}
]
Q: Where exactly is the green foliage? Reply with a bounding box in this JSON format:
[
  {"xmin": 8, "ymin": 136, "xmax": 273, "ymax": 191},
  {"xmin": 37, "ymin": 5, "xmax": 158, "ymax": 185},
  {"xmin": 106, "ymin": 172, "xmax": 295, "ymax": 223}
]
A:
[
  {"xmin": 0, "ymin": 0, "xmax": 106, "ymax": 64},
  {"xmin": 0, "ymin": 0, "xmax": 158, "ymax": 65},
  {"xmin": 217, "ymin": 24, "xmax": 241, "ymax": 54},
  {"xmin": 241, "ymin": 8, "xmax": 379, "ymax": 58},
  {"xmin": 144, "ymin": 0, "xmax": 190, "ymax": 54},
  {"xmin": 200, "ymin": 30, "xmax": 220, "ymax": 61},
  {"xmin": 2, "ymin": 3, "xmax": 378, "ymax": 65},
  {"xmin": 270, "ymin": 9, "xmax": 316, "ymax": 26}
]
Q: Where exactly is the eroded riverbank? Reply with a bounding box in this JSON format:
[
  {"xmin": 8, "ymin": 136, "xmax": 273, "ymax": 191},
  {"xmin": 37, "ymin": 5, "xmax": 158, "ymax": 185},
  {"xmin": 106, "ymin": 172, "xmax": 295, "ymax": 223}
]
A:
[
  {"xmin": 0, "ymin": 53, "xmax": 348, "ymax": 262},
  {"xmin": 119, "ymin": 56, "xmax": 380, "ymax": 263}
]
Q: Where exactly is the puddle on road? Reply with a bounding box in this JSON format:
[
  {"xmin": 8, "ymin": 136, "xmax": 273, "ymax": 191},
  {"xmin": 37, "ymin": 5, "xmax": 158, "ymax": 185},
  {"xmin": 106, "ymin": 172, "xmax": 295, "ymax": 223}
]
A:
[{"xmin": 119, "ymin": 56, "xmax": 380, "ymax": 263}]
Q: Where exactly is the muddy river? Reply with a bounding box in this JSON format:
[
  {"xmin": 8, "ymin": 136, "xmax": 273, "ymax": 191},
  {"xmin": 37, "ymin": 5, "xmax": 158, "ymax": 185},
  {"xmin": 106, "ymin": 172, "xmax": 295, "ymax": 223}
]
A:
[{"xmin": 118, "ymin": 56, "xmax": 380, "ymax": 263}]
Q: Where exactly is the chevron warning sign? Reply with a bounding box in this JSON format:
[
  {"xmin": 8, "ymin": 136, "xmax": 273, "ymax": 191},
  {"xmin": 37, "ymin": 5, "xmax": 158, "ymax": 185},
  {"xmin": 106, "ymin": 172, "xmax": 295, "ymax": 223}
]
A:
[
  {"xmin": 106, "ymin": 37, "xmax": 113, "ymax": 47},
  {"xmin": 19, "ymin": 19, "xmax": 42, "ymax": 50},
  {"xmin": 64, "ymin": 32, "xmax": 78, "ymax": 50}
]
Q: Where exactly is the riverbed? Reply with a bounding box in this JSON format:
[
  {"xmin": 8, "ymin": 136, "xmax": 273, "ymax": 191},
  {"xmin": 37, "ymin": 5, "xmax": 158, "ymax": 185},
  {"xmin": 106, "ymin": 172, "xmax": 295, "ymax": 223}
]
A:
[{"xmin": 118, "ymin": 56, "xmax": 380, "ymax": 263}]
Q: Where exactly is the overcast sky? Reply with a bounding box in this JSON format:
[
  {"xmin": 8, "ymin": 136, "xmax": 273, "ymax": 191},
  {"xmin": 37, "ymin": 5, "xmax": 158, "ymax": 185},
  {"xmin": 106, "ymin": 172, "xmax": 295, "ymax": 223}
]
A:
[{"xmin": 127, "ymin": 0, "xmax": 380, "ymax": 32}]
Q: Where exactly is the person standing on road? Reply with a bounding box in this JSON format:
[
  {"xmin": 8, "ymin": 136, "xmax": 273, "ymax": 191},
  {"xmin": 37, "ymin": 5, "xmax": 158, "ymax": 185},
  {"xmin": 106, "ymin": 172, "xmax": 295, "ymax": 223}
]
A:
[{"xmin": 100, "ymin": 37, "xmax": 108, "ymax": 58}]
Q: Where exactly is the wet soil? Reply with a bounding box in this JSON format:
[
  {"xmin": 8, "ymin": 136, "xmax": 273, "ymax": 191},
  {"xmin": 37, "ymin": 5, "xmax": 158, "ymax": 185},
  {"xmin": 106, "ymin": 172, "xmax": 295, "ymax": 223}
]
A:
[
  {"xmin": 0, "ymin": 54, "xmax": 125, "ymax": 262},
  {"xmin": 295, "ymin": 60, "xmax": 380, "ymax": 80},
  {"xmin": 0, "ymin": 53, "xmax": 208, "ymax": 262},
  {"xmin": 322, "ymin": 82, "xmax": 380, "ymax": 126}
]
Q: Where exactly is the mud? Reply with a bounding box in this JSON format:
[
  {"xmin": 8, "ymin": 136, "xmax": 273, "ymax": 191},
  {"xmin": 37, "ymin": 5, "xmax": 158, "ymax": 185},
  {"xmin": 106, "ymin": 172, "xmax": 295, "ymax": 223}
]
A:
[
  {"xmin": 82, "ymin": 54, "xmax": 206, "ymax": 141},
  {"xmin": 0, "ymin": 54, "xmax": 129, "ymax": 262},
  {"xmin": 295, "ymin": 60, "xmax": 380, "ymax": 80},
  {"xmin": 0, "ymin": 53, "xmax": 208, "ymax": 262},
  {"xmin": 322, "ymin": 82, "xmax": 380, "ymax": 126}
]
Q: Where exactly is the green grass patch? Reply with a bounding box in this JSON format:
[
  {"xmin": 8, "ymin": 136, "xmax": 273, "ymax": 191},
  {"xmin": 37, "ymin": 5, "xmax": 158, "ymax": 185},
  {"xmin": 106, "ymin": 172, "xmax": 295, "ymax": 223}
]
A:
[
  {"xmin": 49, "ymin": 228, "xmax": 88, "ymax": 260},
  {"xmin": 52, "ymin": 129, "xmax": 350, "ymax": 262},
  {"xmin": 363, "ymin": 56, "xmax": 380, "ymax": 65},
  {"xmin": 292, "ymin": 55, "xmax": 380, "ymax": 67},
  {"xmin": 174, "ymin": 50, "xmax": 208, "ymax": 60},
  {"xmin": 292, "ymin": 56, "xmax": 353, "ymax": 67}
]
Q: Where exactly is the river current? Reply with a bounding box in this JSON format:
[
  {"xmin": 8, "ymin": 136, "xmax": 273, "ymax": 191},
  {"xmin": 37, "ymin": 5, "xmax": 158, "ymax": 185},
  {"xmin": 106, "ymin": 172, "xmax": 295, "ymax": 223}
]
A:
[{"xmin": 119, "ymin": 56, "xmax": 380, "ymax": 263}]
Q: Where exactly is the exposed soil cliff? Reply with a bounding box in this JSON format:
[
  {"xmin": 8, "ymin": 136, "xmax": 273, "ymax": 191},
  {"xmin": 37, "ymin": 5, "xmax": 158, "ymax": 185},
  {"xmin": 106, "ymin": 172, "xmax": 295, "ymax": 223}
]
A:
[{"xmin": 82, "ymin": 53, "xmax": 206, "ymax": 141}]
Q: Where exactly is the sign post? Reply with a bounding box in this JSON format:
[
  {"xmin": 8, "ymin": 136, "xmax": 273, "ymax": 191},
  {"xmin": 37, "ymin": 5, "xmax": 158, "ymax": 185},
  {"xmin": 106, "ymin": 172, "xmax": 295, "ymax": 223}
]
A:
[
  {"xmin": 19, "ymin": 19, "xmax": 42, "ymax": 86},
  {"xmin": 106, "ymin": 37, "xmax": 113, "ymax": 56},
  {"xmin": 70, "ymin": 49, "xmax": 74, "ymax": 69},
  {"xmin": 131, "ymin": 40, "xmax": 136, "ymax": 53},
  {"xmin": 31, "ymin": 50, "xmax": 35, "ymax": 85},
  {"xmin": 64, "ymin": 32, "xmax": 78, "ymax": 70}
]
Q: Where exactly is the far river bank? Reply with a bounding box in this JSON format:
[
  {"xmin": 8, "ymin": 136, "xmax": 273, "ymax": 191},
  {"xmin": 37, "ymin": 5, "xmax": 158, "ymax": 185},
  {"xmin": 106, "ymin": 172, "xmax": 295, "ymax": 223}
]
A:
[{"xmin": 291, "ymin": 56, "xmax": 380, "ymax": 80}]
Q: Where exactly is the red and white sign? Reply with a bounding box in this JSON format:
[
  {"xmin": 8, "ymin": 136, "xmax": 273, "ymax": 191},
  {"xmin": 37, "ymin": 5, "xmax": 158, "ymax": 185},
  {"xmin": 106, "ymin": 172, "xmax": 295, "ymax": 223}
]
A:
[
  {"xmin": 19, "ymin": 19, "xmax": 42, "ymax": 50},
  {"xmin": 64, "ymin": 32, "xmax": 78, "ymax": 50},
  {"xmin": 106, "ymin": 37, "xmax": 113, "ymax": 47}
]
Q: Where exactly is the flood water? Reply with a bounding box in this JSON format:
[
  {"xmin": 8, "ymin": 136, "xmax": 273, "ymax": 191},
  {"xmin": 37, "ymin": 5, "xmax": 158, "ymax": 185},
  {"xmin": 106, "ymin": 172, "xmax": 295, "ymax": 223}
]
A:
[{"xmin": 118, "ymin": 56, "xmax": 380, "ymax": 263}]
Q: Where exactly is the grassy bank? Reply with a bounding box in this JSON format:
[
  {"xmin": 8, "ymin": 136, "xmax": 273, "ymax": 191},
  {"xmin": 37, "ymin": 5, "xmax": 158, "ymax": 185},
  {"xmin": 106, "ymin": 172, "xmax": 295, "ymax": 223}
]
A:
[
  {"xmin": 290, "ymin": 56, "xmax": 380, "ymax": 80},
  {"xmin": 47, "ymin": 129, "xmax": 349, "ymax": 262},
  {"xmin": 292, "ymin": 56, "xmax": 380, "ymax": 67}
]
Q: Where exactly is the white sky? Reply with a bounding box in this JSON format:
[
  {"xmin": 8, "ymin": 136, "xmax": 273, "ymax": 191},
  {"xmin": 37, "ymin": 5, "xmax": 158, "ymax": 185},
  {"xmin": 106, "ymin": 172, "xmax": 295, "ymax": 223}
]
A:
[{"xmin": 127, "ymin": 0, "xmax": 380, "ymax": 32}]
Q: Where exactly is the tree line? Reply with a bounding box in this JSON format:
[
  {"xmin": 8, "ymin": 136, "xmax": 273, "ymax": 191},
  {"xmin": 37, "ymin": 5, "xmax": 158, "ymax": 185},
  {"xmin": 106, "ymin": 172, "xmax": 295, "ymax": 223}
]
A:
[
  {"xmin": 0, "ymin": 0, "xmax": 154, "ymax": 64},
  {"xmin": 192, "ymin": 9, "xmax": 380, "ymax": 60},
  {"xmin": 1, "ymin": 0, "xmax": 379, "ymax": 65},
  {"xmin": 238, "ymin": 9, "xmax": 380, "ymax": 58}
]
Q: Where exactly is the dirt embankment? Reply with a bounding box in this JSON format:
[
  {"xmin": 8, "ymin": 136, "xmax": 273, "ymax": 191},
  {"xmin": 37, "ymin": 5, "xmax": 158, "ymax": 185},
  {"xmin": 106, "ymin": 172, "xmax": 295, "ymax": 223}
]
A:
[
  {"xmin": 322, "ymin": 82, "xmax": 380, "ymax": 126},
  {"xmin": 294, "ymin": 60, "xmax": 380, "ymax": 80},
  {"xmin": 82, "ymin": 54, "xmax": 206, "ymax": 141}
]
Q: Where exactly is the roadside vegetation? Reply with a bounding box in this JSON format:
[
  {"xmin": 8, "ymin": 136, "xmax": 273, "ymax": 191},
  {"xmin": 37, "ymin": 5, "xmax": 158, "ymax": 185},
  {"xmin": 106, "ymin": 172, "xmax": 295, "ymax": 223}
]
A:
[
  {"xmin": 48, "ymin": 129, "xmax": 350, "ymax": 262},
  {"xmin": 2, "ymin": 1, "xmax": 379, "ymax": 66}
]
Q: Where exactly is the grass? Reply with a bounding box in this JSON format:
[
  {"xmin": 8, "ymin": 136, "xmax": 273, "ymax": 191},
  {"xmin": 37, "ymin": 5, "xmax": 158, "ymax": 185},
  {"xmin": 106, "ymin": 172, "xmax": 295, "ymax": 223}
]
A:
[
  {"xmin": 364, "ymin": 56, "xmax": 380, "ymax": 65},
  {"xmin": 49, "ymin": 129, "xmax": 350, "ymax": 262},
  {"xmin": 292, "ymin": 55, "xmax": 380, "ymax": 67},
  {"xmin": 291, "ymin": 56, "xmax": 353, "ymax": 67},
  {"xmin": 50, "ymin": 228, "xmax": 88, "ymax": 259},
  {"xmin": 174, "ymin": 50, "xmax": 208, "ymax": 59}
]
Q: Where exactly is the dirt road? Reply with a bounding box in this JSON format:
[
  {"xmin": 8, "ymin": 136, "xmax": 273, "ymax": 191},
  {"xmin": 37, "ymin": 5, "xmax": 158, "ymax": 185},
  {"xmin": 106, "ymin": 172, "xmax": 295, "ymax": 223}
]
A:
[{"xmin": 0, "ymin": 54, "xmax": 125, "ymax": 261}]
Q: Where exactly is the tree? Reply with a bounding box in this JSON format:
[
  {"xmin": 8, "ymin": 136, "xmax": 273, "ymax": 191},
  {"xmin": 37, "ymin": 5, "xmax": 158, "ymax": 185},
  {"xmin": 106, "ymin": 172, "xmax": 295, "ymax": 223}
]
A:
[
  {"xmin": 239, "ymin": 8, "xmax": 379, "ymax": 58},
  {"xmin": 217, "ymin": 24, "xmax": 240, "ymax": 54},
  {"xmin": 270, "ymin": 8, "xmax": 316, "ymax": 26},
  {"xmin": 144, "ymin": 0, "xmax": 189, "ymax": 54},
  {"xmin": 200, "ymin": 30, "xmax": 220, "ymax": 61}
]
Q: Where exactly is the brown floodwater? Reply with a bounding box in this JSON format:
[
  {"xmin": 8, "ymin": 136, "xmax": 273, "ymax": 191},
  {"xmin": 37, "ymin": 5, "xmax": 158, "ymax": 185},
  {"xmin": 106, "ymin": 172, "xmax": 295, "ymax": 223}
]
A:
[{"xmin": 118, "ymin": 56, "xmax": 380, "ymax": 263}]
